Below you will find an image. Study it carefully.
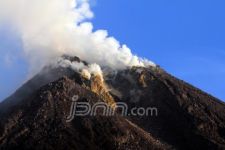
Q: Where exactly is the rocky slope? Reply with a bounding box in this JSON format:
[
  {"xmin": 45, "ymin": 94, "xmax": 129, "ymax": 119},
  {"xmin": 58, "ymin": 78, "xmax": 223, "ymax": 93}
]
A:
[{"xmin": 0, "ymin": 56, "xmax": 225, "ymax": 150}]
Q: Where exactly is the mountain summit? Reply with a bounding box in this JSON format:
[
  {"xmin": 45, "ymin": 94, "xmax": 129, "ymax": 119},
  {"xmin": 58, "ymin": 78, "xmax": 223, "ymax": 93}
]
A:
[{"xmin": 0, "ymin": 56, "xmax": 225, "ymax": 150}]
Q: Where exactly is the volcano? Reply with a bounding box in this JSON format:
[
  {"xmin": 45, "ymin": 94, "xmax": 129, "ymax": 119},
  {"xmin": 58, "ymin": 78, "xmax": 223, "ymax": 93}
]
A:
[{"xmin": 0, "ymin": 56, "xmax": 225, "ymax": 150}]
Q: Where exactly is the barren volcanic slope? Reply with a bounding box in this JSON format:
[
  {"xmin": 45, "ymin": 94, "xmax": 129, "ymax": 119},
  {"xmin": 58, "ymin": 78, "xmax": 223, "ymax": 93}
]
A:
[{"xmin": 0, "ymin": 56, "xmax": 225, "ymax": 150}]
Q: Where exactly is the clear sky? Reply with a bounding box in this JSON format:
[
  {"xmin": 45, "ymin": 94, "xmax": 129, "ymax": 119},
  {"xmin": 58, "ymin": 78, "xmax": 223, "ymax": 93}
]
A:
[{"xmin": 0, "ymin": 0, "xmax": 225, "ymax": 101}]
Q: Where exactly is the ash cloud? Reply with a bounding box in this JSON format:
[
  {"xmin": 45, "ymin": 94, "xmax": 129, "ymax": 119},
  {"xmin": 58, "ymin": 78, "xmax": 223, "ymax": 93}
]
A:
[{"xmin": 0, "ymin": 0, "xmax": 155, "ymax": 76}]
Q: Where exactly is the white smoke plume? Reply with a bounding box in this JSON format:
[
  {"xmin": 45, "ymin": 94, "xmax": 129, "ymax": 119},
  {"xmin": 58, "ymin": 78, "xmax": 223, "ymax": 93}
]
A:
[
  {"xmin": 0, "ymin": 0, "xmax": 155, "ymax": 76},
  {"xmin": 56, "ymin": 57, "xmax": 103, "ymax": 80}
]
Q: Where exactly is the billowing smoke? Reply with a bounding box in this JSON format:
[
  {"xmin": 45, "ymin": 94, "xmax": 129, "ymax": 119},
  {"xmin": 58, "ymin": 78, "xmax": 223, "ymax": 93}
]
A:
[
  {"xmin": 56, "ymin": 57, "xmax": 103, "ymax": 80},
  {"xmin": 0, "ymin": 0, "xmax": 155, "ymax": 76}
]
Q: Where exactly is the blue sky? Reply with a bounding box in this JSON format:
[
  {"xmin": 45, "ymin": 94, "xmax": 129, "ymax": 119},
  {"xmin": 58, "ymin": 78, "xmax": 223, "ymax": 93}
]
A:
[
  {"xmin": 0, "ymin": 0, "xmax": 225, "ymax": 101},
  {"xmin": 92, "ymin": 0, "xmax": 225, "ymax": 101},
  {"xmin": 0, "ymin": 27, "xmax": 28, "ymax": 101}
]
